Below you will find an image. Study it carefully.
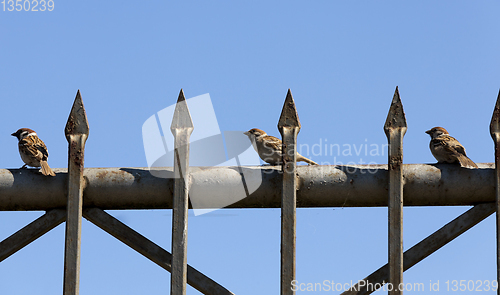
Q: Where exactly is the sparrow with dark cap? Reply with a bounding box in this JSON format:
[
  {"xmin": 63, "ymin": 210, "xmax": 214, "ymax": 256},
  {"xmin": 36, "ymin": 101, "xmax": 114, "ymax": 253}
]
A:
[{"xmin": 11, "ymin": 128, "xmax": 56, "ymax": 176}]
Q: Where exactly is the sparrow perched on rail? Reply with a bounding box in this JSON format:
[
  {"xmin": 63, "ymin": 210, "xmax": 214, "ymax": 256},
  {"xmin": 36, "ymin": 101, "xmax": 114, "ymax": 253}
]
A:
[
  {"xmin": 425, "ymin": 127, "xmax": 478, "ymax": 168},
  {"xmin": 11, "ymin": 128, "xmax": 56, "ymax": 176},
  {"xmin": 244, "ymin": 128, "xmax": 318, "ymax": 165}
]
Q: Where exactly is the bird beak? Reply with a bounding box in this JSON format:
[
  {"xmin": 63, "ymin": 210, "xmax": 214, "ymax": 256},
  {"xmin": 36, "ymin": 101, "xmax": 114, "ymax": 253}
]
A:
[
  {"xmin": 243, "ymin": 131, "xmax": 249, "ymax": 136},
  {"xmin": 425, "ymin": 130, "xmax": 431, "ymax": 134},
  {"xmin": 11, "ymin": 132, "xmax": 16, "ymax": 137}
]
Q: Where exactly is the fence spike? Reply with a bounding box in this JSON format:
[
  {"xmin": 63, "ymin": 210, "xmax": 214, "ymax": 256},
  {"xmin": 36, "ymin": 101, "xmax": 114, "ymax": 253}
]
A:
[
  {"xmin": 65, "ymin": 90, "xmax": 89, "ymax": 139},
  {"xmin": 63, "ymin": 89, "xmax": 89, "ymax": 295},
  {"xmin": 490, "ymin": 90, "xmax": 500, "ymax": 136},
  {"xmin": 278, "ymin": 89, "xmax": 300, "ymax": 295},
  {"xmin": 278, "ymin": 89, "xmax": 301, "ymax": 130},
  {"xmin": 384, "ymin": 86, "xmax": 407, "ymax": 295},
  {"xmin": 490, "ymin": 89, "xmax": 500, "ymax": 295},
  {"xmin": 171, "ymin": 89, "xmax": 194, "ymax": 131},
  {"xmin": 384, "ymin": 86, "xmax": 407, "ymax": 133},
  {"xmin": 170, "ymin": 89, "xmax": 194, "ymax": 295}
]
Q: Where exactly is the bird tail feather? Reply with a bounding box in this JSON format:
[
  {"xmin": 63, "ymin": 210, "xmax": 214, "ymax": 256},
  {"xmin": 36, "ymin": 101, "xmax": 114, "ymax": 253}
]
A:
[
  {"xmin": 297, "ymin": 155, "xmax": 318, "ymax": 165},
  {"xmin": 457, "ymin": 155, "xmax": 478, "ymax": 169},
  {"xmin": 40, "ymin": 161, "xmax": 56, "ymax": 176}
]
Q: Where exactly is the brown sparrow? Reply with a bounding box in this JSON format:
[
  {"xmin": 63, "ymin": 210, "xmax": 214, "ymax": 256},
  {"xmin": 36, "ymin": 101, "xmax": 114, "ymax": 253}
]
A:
[
  {"xmin": 426, "ymin": 127, "xmax": 478, "ymax": 168},
  {"xmin": 11, "ymin": 128, "xmax": 56, "ymax": 176},
  {"xmin": 244, "ymin": 128, "xmax": 318, "ymax": 165}
]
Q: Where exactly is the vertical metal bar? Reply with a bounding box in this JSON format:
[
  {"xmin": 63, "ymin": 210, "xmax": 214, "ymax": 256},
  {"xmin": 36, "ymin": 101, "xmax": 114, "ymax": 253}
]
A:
[
  {"xmin": 383, "ymin": 86, "xmax": 407, "ymax": 295},
  {"xmin": 63, "ymin": 90, "xmax": 89, "ymax": 295},
  {"xmin": 278, "ymin": 89, "xmax": 300, "ymax": 295},
  {"xmin": 490, "ymin": 89, "xmax": 500, "ymax": 295},
  {"xmin": 170, "ymin": 89, "xmax": 194, "ymax": 295}
]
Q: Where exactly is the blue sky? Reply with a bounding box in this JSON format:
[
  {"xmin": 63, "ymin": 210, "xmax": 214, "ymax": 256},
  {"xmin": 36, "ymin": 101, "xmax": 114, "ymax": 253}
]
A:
[{"xmin": 1, "ymin": 1, "xmax": 499, "ymax": 294}]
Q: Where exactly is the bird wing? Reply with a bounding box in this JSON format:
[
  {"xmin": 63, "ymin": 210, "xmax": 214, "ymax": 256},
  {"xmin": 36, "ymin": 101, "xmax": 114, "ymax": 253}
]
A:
[
  {"xmin": 261, "ymin": 135, "xmax": 282, "ymax": 152},
  {"xmin": 431, "ymin": 135, "xmax": 477, "ymax": 168},
  {"xmin": 20, "ymin": 136, "xmax": 49, "ymax": 162},
  {"xmin": 443, "ymin": 135, "xmax": 478, "ymax": 168},
  {"xmin": 431, "ymin": 135, "xmax": 466, "ymax": 157},
  {"xmin": 445, "ymin": 135, "xmax": 467, "ymax": 156}
]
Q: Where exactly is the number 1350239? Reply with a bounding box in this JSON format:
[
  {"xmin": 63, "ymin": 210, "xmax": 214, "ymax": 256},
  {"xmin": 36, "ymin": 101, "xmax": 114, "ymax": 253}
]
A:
[{"xmin": 2, "ymin": 0, "xmax": 54, "ymax": 11}]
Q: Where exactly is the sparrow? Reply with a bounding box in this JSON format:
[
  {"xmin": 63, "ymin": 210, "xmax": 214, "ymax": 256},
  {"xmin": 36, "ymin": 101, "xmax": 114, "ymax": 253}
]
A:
[
  {"xmin": 244, "ymin": 128, "xmax": 318, "ymax": 165},
  {"xmin": 11, "ymin": 128, "xmax": 56, "ymax": 176},
  {"xmin": 425, "ymin": 126, "xmax": 478, "ymax": 168}
]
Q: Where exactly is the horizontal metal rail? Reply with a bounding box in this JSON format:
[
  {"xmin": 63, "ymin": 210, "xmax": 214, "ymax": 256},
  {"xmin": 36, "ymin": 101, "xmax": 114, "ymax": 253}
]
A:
[{"xmin": 0, "ymin": 164, "xmax": 494, "ymax": 211}]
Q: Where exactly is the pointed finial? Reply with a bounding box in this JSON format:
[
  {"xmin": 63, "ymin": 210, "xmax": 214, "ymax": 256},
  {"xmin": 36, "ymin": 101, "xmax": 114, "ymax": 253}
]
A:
[
  {"xmin": 170, "ymin": 89, "xmax": 194, "ymax": 131},
  {"xmin": 65, "ymin": 89, "xmax": 89, "ymax": 141},
  {"xmin": 278, "ymin": 89, "xmax": 301, "ymax": 131},
  {"xmin": 490, "ymin": 89, "xmax": 500, "ymax": 138},
  {"xmin": 384, "ymin": 86, "xmax": 407, "ymax": 136}
]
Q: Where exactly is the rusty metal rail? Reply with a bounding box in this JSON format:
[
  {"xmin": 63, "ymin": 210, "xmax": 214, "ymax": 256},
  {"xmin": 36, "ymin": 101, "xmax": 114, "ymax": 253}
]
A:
[{"xmin": 0, "ymin": 164, "xmax": 495, "ymax": 211}]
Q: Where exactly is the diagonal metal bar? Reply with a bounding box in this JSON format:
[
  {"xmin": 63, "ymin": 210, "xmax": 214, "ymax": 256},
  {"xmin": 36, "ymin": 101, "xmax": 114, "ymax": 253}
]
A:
[
  {"xmin": 278, "ymin": 89, "xmax": 300, "ymax": 295},
  {"xmin": 170, "ymin": 89, "xmax": 194, "ymax": 295},
  {"xmin": 0, "ymin": 209, "xmax": 66, "ymax": 262},
  {"xmin": 383, "ymin": 86, "xmax": 407, "ymax": 295},
  {"xmin": 82, "ymin": 208, "xmax": 235, "ymax": 295},
  {"xmin": 341, "ymin": 202, "xmax": 495, "ymax": 295},
  {"xmin": 63, "ymin": 89, "xmax": 89, "ymax": 295},
  {"xmin": 490, "ymin": 89, "xmax": 500, "ymax": 295}
]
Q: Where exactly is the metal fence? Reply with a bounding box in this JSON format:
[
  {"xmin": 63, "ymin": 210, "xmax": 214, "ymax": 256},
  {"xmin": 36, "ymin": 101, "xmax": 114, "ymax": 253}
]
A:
[{"xmin": 0, "ymin": 88, "xmax": 499, "ymax": 295}]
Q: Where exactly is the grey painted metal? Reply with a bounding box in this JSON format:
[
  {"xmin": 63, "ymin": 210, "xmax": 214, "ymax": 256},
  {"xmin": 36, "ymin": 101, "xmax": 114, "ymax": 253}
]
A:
[
  {"xmin": 0, "ymin": 209, "xmax": 66, "ymax": 262},
  {"xmin": 384, "ymin": 87, "xmax": 407, "ymax": 295},
  {"xmin": 82, "ymin": 208, "xmax": 235, "ymax": 295},
  {"xmin": 278, "ymin": 89, "xmax": 300, "ymax": 295},
  {"xmin": 170, "ymin": 89, "xmax": 194, "ymax": 295},
  {"xmin": 0, "ymin": 164, "xmax": 496, "ymax": 210},
  {"xmin": 63, "ymin": 90, "xmax": 89, "ymax": 295},
  {"xmin": 490, "ymin": 89, "xmax": 500, "ymax": 295},
  {"xmin": 341, "ymin": 202, "xmax": 495, "ymax": 295}
]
